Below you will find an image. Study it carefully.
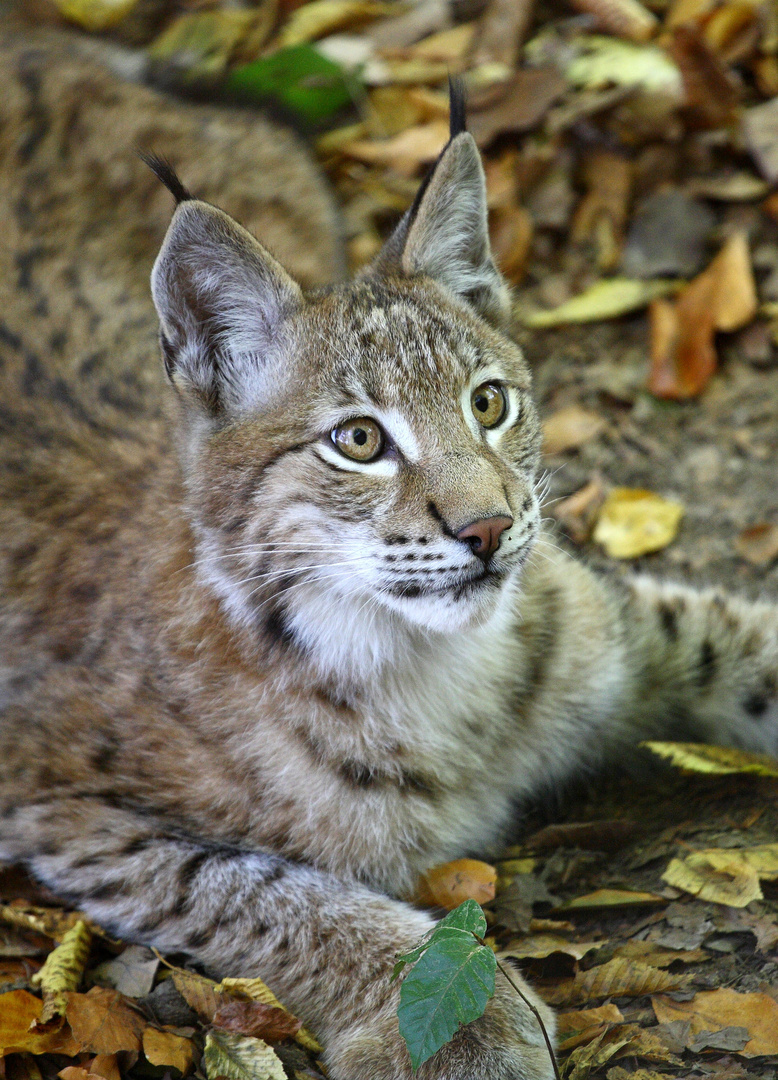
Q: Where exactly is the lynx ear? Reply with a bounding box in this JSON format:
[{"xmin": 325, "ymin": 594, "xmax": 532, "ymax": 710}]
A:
[
  {"xmin": 150, "ymin": 199, "xmax": 302, "ymax": 415},
  {"xmin": 374, "ymin": 97, "xmax": 509, "ymax": 326}
]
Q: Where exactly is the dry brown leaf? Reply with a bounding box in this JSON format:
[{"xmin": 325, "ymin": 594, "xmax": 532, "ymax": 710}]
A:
[
  {"xmin": 468, "ymin": 70, "xmax": 566, "ymax": 147},
  {"xmin": 743, "ymin": 97, "xmax": 778, "ymax": 184},
  {"xmin": 212, "ymin": 999, "xmax": 302, "ymax": 1043},
  {"xmin": 542, "ymin": 406, "xmax": 607, "ymax": 457},
  {"xmin": 662, "ymin": 851, "xmax": 762, "ymax": 907},
  {"xmin": 670, "ymin": 24, "xmax": 741, "ymax": 128},
  {"xmin": 612, "ymin": 940, "xmax": 710, "ymax": 967},
  {"xmin": 568, "ymin": 0, "xmax": 658, "ymax": 41},
  {"xmin": 704, "ymin": 1, "xmax": 759, "ymax": 55},
  {"xmin": 0, "ymin": 905, "xmax": 89, "ymax": 943},
  {"xmin": 469, "ymin": 0, "xmax": 535, "ymax": 70},
  {"xmin": 340, "ymin": 120, "xmax": 449, "ymax": 176},
  {"xmin": 58, "ymin": 1069, "xmax": 91, "ymax": 1080},
  {"xmin": 280, "ymin": 0, "xmax": 394, "ymax": 45},
  {"xmin": 735, "ymin": 522, "xmax": 778, "ymax": 566},
  {"xmin": 641, "ymin": 741, "xmax": 778, "ymax": 777},
  {"xmin": 549, "ymin": 479, "xmax": 606, "ymax": 546},
  {"xmin": 612, "ymin": 1023, "xmax": 685, "ymax": 1064},
  {"xmin": 653, "ymin": 988, "xmax": 778, "ymax": 1056},
  {"xmin": 416, "ymin": 859, "xmax": 497, "ymax": 909},
  {"xmin": 709, "ymin": 232, "xmax": 758, "ymax": 332},
  {"xmin": 527, "ymin": 820, "xmax": 635, "ymax": 853},
  {"xmin": 593, "ymin": 489, "xmax": 683, "ymax": 559},
  {"xmin": 31, "ymin": 920, "xmax": 91, "ymax": 1028},
  {"xmin": 65, "ymin": 988, "xmax": 145, "ymax": 1054},
  {"xmin": 88, "ymin": 1055, "xmax": 120, "ymax": 1080},
  {"xmin": 142, "ymin": 1027, "xmax": 195, "ymax": 1073},
  {"xmin": 544, "ymin": 957, "xmax": 689, "ymax": 1006},
  {"xmin": 169, "ymin": 969, "xmax": 228, "ymax": 1024},
  {"xmin": 665, "ymin": 0, "xmax": 716, "ymax": 28},
  {"xmin": 0, "ymin": 989, "xmax": 81, "ymax": 1056},
  {"xmin": 572, "ymin": 151, "xmax": 633, "ymax": 270},
  {"xmin": 218, "ymin": 977, "xmax": 321, "ymax": 1053},
  {"xmin": 503, "ymin": 935, "xmax": 600, "ymax": 961},
  {"xmin": 558, "ymin": 1003, "xmax": 624, "ymax": 1049},
  {"xmin": 490, "ymin": 206, "xmax": 533, "ymax": 285},
  {"xmin": 406, "ymin": 23, "xmax": 476, "ymax": 62}
]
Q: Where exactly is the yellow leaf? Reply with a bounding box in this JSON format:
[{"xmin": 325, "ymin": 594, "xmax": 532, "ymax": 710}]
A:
[
  {"xmin": 280, "ymin": 0, "xmax": 395, "ymax": 46},
  {"xmin": 517, "ymin": 277, "xmax": 677, "ymax": 328},
  {"xmin": 641, "ymin": 741, "xmax": 778, "ymax": 777},
  {"xmin": 0, "ymin": 989, "xmax": 81, "ymax": 1057},
  {"xmin": 503, "ymin": 935, "xmax": 600, "ymax": 961},
  {"xmin": 558, "ymin": 1003, "xmax": 624, "ymax": 1035},
  {"xmin": 653, "ymin": 988, "xmax": 778, "ymax": 1056},
  {"xmin": 143, "ymin": 1028, "xmax": 196, "ymax": 1074},
  {"xmin": 172, "ymin": 970, "xmax": 225, "ymax": 1022},
  {"xmin": 593, "ymin": 488, "xmax": 683, "ymax": 559},
  {"xmin": 339, "ymin": 120, "xmax": 450, "ymax": 177},
  {"xmin": 557, "ymin": 888, "xmax": 667, "ymax": 909},
  {"xmin": 543, "ymin": 957, "xmax": 690, "ymax": 1006},
  {"xmin": 662, "ymin": 851, "xmax": 763, "ymax": 907},
  {"xmin": 31, "ymin": 920, "xmax": 92, "ymax": 1025},
  {"xmin": 65, "ymin": 988, "xmax": 146, "ymax": 1054},
  {"xmin": 48, "ymin": 0, "xmax": 138, "ymax": 31},
  {"xmin": 218, "ymin": 978, "xmax": 321, "ymax": 1054},
  {"xmin": 203, "ymin": 1031, "xmax": 286, "ymax": 1080}
]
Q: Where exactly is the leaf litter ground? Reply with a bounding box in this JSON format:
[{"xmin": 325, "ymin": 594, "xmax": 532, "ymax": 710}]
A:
[{"xmin": 7, "ymin": 0, "xmax": 778, "ymax": 1075}]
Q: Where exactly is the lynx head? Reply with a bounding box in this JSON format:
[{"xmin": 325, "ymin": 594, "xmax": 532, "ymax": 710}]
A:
[{"xmin": 146, "ymin": 89, "xmax": 541, "ymax": 684}]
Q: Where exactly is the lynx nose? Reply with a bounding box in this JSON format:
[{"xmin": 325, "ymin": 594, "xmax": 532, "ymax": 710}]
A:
[{"xmin": 457, "ymin": 516, "xmax": 513, "ymax": 561}]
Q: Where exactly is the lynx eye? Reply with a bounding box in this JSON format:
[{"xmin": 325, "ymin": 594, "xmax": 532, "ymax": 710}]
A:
[
  {"xmin": 331, "ymin": 418, "xmax": 384, "ymax": 462},
  {"xmin": 471, "ymin": 382, "xmax": 507, "ymax": 429}
]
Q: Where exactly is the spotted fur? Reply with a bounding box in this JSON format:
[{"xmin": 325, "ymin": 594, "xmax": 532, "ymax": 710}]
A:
[{"xmin": 2, "ymin": 23, "xmax": 778, "ymax": 1080}]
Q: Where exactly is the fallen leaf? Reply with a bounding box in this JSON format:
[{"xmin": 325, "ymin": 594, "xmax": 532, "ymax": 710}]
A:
[
  {"xmin": 613, "ymin": 1023, "xmax": 685, "ymax": 1064},
  {"xmin": 555, "ymin": 888, "xmax": 666, "ymax": 910},
  {"xmin": 526, "ymin": 820, "xmax": 635, "ymax": 853},
  {"xmin": 469, "ymin": 0, "xmax": 535, "ymax": 70},
  {"xmin": 340, "ymin": 120, "xmax": 449, "ymax": 176},
  {"xmin": 0, "ymin": 989, "xmax": 81, "ymax": 1056},
  {"xmin": 416, "ymin": 859, "xmax": 497, "ymax": 910},
  {"xmin": 65, "ymin": 988, "xmax": 146, "ymax": 1054},
  {"xmin": 545, "ymin": 957, "xmax": 690, "ymax": 1005},
  {"xmin": 641, "ymin": 741, "xmax": 778, "ymax": 777},
  {"xmin": 688, "ymin": 1025, "xmax": 750, "ymax": 1052},
  {"xmin": 48, "ymin": 0, "xmax": 138, "ymax": 31},
  {"xmin": 172, "ymin": 970, "xmax": 225, "ymax": 1022},
  {"xmin": 670, "ymin": 25, "xmax": 741, "ymax": 128},
  {"xmin": 653, "ymin": 988, "xmax": 778, "ymax": 1056},
  {"xmin": 203, "ymin": 1030, "xmax": 286, "ymax": 1080},
  {"xmin": 542, "ymin": 406, "xmax": 607, "ymax": 456},
  {"xmin": 493, "ymin": 875, "xmax": 557, "ymax": 934},
  {"xmin": 490, "ymin": 206, "xmax": 533, "ymax": 285},
  {"xmin": 31, "ymin": 919, "xmax": 91, "ymax": 1026},
  {"xmin": 558, "ymin": 1003, "xmax": 625, "ymax": 1036},
  {"xmin": 405, "ymin": 23, "xmax": 476, "ymax": 63},
  {"xmin": 735, "ymin": 522, "xmax": 778, "ymax": 566},
  {"xmin": 280, "ymin": 0, "xmax": 394, "ymax": 45},
  {"xmin": 142, "ymin": 1027, "xmax": 196, "ymax": 1073},
  {"xmin": 0, "ymin": 905, "xmax": 89, "ymax": 943},
  {"xmin": 148, "ymin": 11, "xmax": 262, "ymax": 81},
  {"xmin": 88, "ymin": 1055, "xmax": 120, "ymax": 1080},
  {"xmin": 468, "ymin": 69, "xmax": 566, "ymax": 146},
  {"xmin": 549, "ymin": 479, "xmax": 606, "ymax": 545},
  {"xmin": 518, "ymin": 278, "xmax": 677, "ymax": 328},
  {"xmin": 218, "ymin": 977, "xmax": 321, "ymax": 1053},
  {"xmin": 226, "ymin": 46, "xmax": 355, "ymax": 124},
  {"xmin": 662, "ymin": 851, "xmax": 762, "ymax": 907},
  {"xmin": 212, "ymin": 999, "xmax": 302, "ymax": 1042},
  {"xmin": 502, "ymin": 936, "xmax": 600, "ymax": 961},
  {"xmin": 593, "ymin": 489, "xmax": 683, "ymax": 559},
  {"xmin": 708, "ymin": 233, "xmax": 758, "ymax": 332},
  {"xmin": 564, "ymin": 35, "xmax": 683, "ymax": 97},
  {"xmin": 568, "ymin": 0, "xmax": 657, "ymax": 41},
  {"xmin": 612, "ymin": 940, "xmax": 710, "ymax": 967},
  {"xmin": 90, "ymin": 945, "xmax": 158, "ymax": 998},
  {"xmin": 564, "ymin": 1028, "xmax": 631, "ymax": 1080},
  {"xmin": 743, "ymin": 95, "xmax": 778, "ymax": 183}
]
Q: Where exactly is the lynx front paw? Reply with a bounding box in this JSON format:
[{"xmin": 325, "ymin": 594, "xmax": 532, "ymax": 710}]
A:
[{"xmin": 325, "ymin": 974, "xmax": 557, "ymax": 1080}]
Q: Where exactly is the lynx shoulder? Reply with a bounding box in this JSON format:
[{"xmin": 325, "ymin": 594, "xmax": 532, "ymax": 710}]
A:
[{"xmin": 1, "ymin": 22, "xmax": 778, "ymax": 1080}]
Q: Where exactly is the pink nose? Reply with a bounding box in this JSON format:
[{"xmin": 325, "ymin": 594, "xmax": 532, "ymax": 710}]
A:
[{"xmin": 457, "ymin": 516, "xmax": 513, "ymax": 561}]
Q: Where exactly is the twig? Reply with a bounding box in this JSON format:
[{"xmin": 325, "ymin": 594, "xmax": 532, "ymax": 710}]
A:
[{"xmin": 473, "ymin": 934, "xmax": 561, "ymax": 1080}]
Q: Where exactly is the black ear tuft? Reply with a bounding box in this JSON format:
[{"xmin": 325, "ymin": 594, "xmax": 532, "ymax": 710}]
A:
[
  {"xmin": 448, "ymin": 75, "xmax": 467, "ymax": 139},
  {"xmin": 139, "ymin": 152, "xmax": 193, "ymax": 205}
]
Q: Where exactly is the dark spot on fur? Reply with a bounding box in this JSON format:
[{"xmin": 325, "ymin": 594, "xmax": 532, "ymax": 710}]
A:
[
  {"xmin": 392, "ymin": 583, "xmax": 421, "ymax": 598},
  {"xmin": 743, "ymin": 694, "xmax": 770, "ymax": 718},
  {"xmin": 400, "ymin": 771, "xmax": 440, "ymax": 798},
  {"xmin": 698, "ymin": 640, "xmax": 717, "ymax": 688},
  {"xmin": 70, "ymin": 582, "xmax": 100, "ymax": 603},
  {"xmin": 264, "ymin": 602, "xmax": 297, "ymax": 650},
  {"xmin": 86, "ymin": 880, "xmax": 125, "ymax": 902},
  {"xmin": 658, "ymin": 601, "xmax": 679, "ymax": 641},
  {"xmin": 184, "ymin": 925, "xmax": 218, "ymax": 949},
  {"xmin": 341, "ymin": 761, "xmax": 376, "ymax": 787},
  {"xmin": 385, "ymin": 535, "xmax": 410, "ymax": 545}
]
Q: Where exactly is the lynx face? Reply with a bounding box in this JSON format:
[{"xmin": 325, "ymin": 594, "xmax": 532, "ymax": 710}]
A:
[{"xmin": 149, "ymin": 133, "xmax": 541, "ymax": 674}]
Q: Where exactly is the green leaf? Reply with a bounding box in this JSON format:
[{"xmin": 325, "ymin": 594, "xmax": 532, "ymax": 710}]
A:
[
  {"xmin": 396, "ymin": 901, "xmax": 496, "ymax": 1070},
  {"xmin": 203, "ymin": 1031, "xmax": 286, "ymax": 1080},
  {"xmin": 224, "ymin": 45, "xmax": 356, "ymax": 124}
]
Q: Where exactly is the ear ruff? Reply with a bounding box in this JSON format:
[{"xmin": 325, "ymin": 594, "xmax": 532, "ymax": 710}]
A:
[{"xmin": 139, "ymin": 152, "xmax": 193, "ymax": 205}]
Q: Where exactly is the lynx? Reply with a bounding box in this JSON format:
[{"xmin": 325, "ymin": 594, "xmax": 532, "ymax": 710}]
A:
[{"xmin": 2, "ymin": 21, "xmax": 778, "ymax": 1080}]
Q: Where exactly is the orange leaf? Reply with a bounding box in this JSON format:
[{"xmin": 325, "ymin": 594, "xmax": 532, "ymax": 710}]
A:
[
  {"xmin": 142, "ymin": 1027, "xmax": 196, "ymax": 1073},
  {"xmin": 416, "ymin": 859, "xmax": 497, "ymax": 910},
  {"xmin": 0, "ymin": 989, "xmax": 80, "ymax": 1057},
  {"xmin": 653, "ymin": 988, "xmax": 778, "ymax": 1056},
  {"xmin": 65, "ymin": 988, "xmax": 145, "ymax": 1054},
  {"xmin": 543, "ymin": 957, "xmax": 690, "ymax": 1006}
]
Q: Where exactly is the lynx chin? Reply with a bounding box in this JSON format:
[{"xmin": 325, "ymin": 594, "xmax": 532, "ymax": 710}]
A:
[{"xmin": 2, "ymin": 47, "xmax": 778, "ymax": 1080}]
